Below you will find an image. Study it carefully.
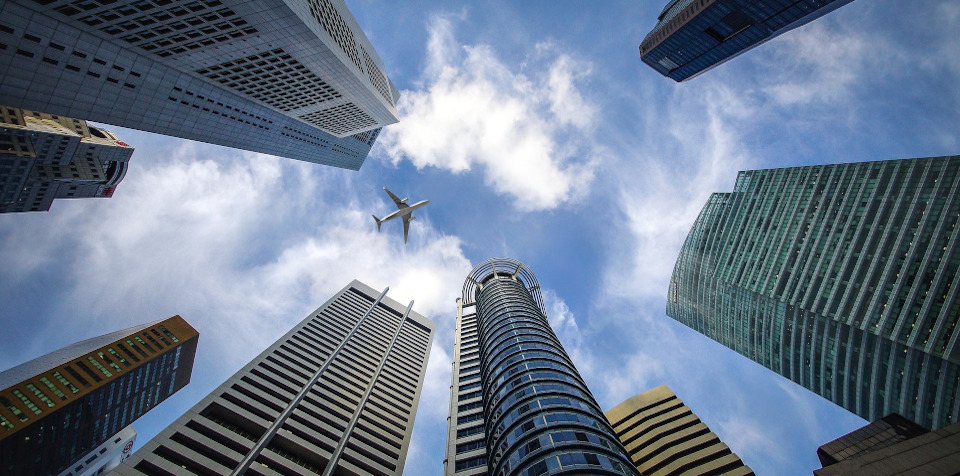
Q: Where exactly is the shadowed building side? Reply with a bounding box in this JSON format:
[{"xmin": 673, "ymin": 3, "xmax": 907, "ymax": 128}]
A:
[
  {"xmin": 605, "ymin": 385, "xmax": 753, "ymax": 475},
  {"xmin": 0, "ymin": 315, "xmax": 198, "ymax": 476},
  {"xmin": 640, "ymin": 0, "xmax": 856, "ymax": 82}
]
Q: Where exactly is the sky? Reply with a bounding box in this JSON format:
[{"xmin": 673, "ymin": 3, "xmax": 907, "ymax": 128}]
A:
[{"xmin": 1, "ymin": 0, "xmax": 959, "ymax": 474}]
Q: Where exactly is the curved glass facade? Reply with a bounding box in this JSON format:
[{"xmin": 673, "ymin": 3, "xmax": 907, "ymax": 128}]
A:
[
  {"xmin": 464, "ymin": 258, "xmax": 636, "ymax": 476},
  {"xmin": 667, "ymin": 156, "xmax": 960, "ymax": 430}
]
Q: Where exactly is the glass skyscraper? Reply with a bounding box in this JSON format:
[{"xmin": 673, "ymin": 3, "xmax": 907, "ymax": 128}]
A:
[
  {"xmin": 0, "ymin": 0, "xmax": 398, "ymax": 169},
  {"xmin": 640, "ymin": 0, "xmax": 856, "ymax": 82},
  {"xmin": 115, "ymin": 280, "xmax": 435, "ymax": 476},
  {"xmin": 444, "ymin": 258, "xmax": 637, "ymax": 476},
  {"xmin": 668, "ymin": 156, "xmax": 960, "ymax": 429}
]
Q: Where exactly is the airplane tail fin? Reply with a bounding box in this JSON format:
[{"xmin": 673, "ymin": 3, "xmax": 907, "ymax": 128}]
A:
[{"xmin": 372, "ymin": 214, "xmax": 382, "ymax": 232}]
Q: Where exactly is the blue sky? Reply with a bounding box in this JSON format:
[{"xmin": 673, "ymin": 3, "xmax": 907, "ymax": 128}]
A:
[{"xmin": 2, "ymin": 0, "xmax": 959, "ymax": 474}]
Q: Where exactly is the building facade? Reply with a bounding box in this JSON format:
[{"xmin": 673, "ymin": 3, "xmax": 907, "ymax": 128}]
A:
[
  {"xmin": 1, "ymin": 105, "xmax": 133, "ymax": 213},
  {"xmin": 639, "ymin": 0, "xmax": 855, "ymax": 82},
  {"xmin": 114, "ymin": 280, "xmax": 435, "ymax": 476},
  {"xmin": 816, "ymin": 413, "xmax": 960, "ymax": 475},
  {"xmin": 0, "ymin": 315, "xmax": 198, "ymax": 476},
  {"xmin": 605, "ymin": 385, "xmax": 753, "ymax": 475},
  {"xmin": 0, "ymin": 0, "xmax": 399, "ymax": 170},
  {"xmin": 444, "ymin": 258, "xmax": 637, "ymax": 476},
  {"xmin": 61, "ymin": 424, "xmax": 137, "ymax": 476},
  {"xmin": 667, "ymin": 156, "xmax": 960, "ymax": 429}
]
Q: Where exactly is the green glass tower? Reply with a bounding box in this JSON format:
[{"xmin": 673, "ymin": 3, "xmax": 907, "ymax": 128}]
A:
[{"xmin": 667, "ymin": 156, "xmax": 960, "ymax": 429}]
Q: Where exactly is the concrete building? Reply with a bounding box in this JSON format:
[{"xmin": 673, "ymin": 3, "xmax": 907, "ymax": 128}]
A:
[
  {"xmin": 640, "ymin": 0, "xmax": 856, "ymax": 82},
  {"xmin": 0, "ymin": 315, "xmax": 198, "ymax": 476},
  {"xmin": 605, "ymin": 385, "xmax": 753, "ymax": 476},
  {"xmin": 60, "ymin": 425, "xmax": 136, "ymax": 476},
  {"xmin": 443, "ymin": 258, "xmax": 637, "ymax": 476},
  {"xmin": 1, "ymin": 105, "xmax": 133, "ymax": 213},
  {"xmin": 0, "ymin": 0, "xmax": 399, "ymax": 170},
  {"xmin": 114, "ymin": 280, "xmax": 435, "ymax": 476},
  {"xmin": 667, "ymin": 155, "xmax": 960, "ymax": 429},
  {"xmin": 816, "ymin": 413, "xmax": 960, "ymax": 475}
]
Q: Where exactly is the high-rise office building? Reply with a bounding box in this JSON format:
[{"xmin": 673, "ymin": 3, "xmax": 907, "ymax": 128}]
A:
[
  {"xmin": 667, "ymin": 156, "xmax": 960, "ymax": 429},
  {"xmin": 0, "ymin": 0, "xmax": 399, "ymax": 170},
  {"xmin": 0, "ymin": 315, "xmax": 198, "ymax": 476},
  {"xmin": 114, "ymin": 279, "xmax": 435, "ymax": 476},
  {"xmin": 443, "ymin": 258, "xmax": 637, "ymax": 476},
  {"xmin": 815, "ymin": 413, "xmax": 960, "ymax": 475},
  {"xmin": 62, "ymin": 424, "xmax": 137, "ymax": 476},
  {"xmin": 1, "ymin": 105, "xmax": 133, "ymax": 213},
  {"xmin": 605, "ymin": 385, "xmax": 753, "ymax": 476},
  {"xmin": 639, "ymin": 0, "xmax": 856, "ymax": 81}
]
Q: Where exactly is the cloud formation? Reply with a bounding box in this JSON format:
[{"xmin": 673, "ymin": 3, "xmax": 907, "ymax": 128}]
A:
[{"xmin": 380, "ymin": 15, "xmax": 601, "ymax": 211}]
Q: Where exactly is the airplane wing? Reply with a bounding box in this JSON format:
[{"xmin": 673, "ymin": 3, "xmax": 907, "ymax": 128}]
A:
[
  {"xmin": 403, "ymin": 215, "xmax": 410, "ymax": 244},
  {"xmin": 383, "ymin": 187, "xmax": 408, "ymax": 209}
]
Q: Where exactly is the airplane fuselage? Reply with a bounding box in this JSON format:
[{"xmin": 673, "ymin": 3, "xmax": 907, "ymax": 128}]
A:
[{"xmin": 378, "ymin": 200, "xmax": 429, "ymax": 222}]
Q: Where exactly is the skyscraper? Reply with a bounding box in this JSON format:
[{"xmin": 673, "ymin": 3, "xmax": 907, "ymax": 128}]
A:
[
  {"xmin": 1, "ymin": 106, "xmax": 133, "ymax": 213},
  {"xmin": 62, "ymin": 424, "xmax": 137, "ymax": 476},
  {"xmin": 444, "ymin": 258, "xmax": 637, "ymax": 476},
  {"xmin": 0, "ymin": 0, "xmax": 398, "ymax": 170},
  {"xmin": 667, "ymin": 156, "xmax": 960, "ymax": 429},
  {"xmin": 114, "ymin": 279, "xmax": 435, "ymax": 476},
  {"xmin": 639, "ymin": 0, "xmax": 856, "ymax": 82},
  {"xmin": 605, "ymin": 385, "xmax": 753, "ymax": 476},
  {"xmin": 0, "ymin": 315, "xmax": 198, "ymax": 476},
  {"xmin": 815, "ymin": 413, "xmax": 960, "ymax": 475}
]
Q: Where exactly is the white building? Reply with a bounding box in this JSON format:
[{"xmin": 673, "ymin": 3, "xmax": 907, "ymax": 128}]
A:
[
  {"xmin": 59, "ymin": 425, "xmax": 136, "ymax": 476},
  {"xmin": 0, "ymin": 0, "xmax": 399, "ymax": 170}
]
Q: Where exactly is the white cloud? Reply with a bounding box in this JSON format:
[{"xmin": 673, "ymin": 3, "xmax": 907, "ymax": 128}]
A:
[
  {"xmin": 0, "ymin": 134, "xmax": 472, "ymax": 372},
  {"xmin": 542, "ymin": 288, "xmax": 582, "ymax": 350},
  {"xmin": 379, "ymin": 15, "xmax": 601, "ymax": 211},
  {"xmin": 601, "ymin": 84, "xmax": 749, "ymax": 302},
  {"xmin": 760, "ymin": 21, "xmax": 872, "ymax": 106}
]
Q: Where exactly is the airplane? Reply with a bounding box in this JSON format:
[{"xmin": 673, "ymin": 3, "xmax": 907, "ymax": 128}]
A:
[{"xmin": 372, "ymin": 187, "xmax": 429, "ymax": 244}]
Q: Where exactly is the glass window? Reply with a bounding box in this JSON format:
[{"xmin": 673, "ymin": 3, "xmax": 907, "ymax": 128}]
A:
[
  {"xmin": 25, "ymin": 384, "xmax": 55, "ymax": 408},
  {"xmin": 12, "ymin": 390, "xmax": 42, "ymax": 415},
  {"xmin": 87, "ymin": 356, "xmax": 113, "ymax": 378},
  {"xmin": 0, "ymin": 396, "xmax": 28, "ymax": 421},
  {"xmin": 40, "ymin": 377, "xmax": 69, "ymax": 400}
]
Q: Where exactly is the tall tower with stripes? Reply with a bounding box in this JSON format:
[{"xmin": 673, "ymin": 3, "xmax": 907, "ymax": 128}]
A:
[
  {"xmin": 114, "ymin": 280, "xmax": 434, "ymax": 476},
  {"xmin": 444, "ymin": 258, "xmax": 637, "ymax": 476},
  {"xmin": 668, "ymin": 155, "xmax": 960, "ymax": 429}
]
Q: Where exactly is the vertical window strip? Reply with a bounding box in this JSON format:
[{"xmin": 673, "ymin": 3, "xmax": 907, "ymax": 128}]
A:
[
  {"xmin": 99, "ymin": 351, "xmax": 124, "ymax": 374},
  {"xmin": 142, "ymin": 332, "xmax": 163, "ymax": 350},
  {"xmin": 54, "ymin": 371, "xmax": 81, "ymax": 393},
  {"xmin": 151, "ymin": 328, "xmax": 171, "ymax": 346},
  {"xmin": 40, "ymin": 377, "xmax": 68, "ymax": 400},
  {"xmin": 158, "ymin": 324, "xmax": 180, "ymax": 342},
  {"xmin": 64, "ymin": 366, "xmax": 92, "ymax": 387},
  {"xmin": 117, "ymin": 342, "xmax": 141, "ymax": 362},
  {"xmin": 0, "ymin": 414, "xmax": 13, "ymax": 430},
  {"xmin": 87, "ymin": 356, "xmax": 114, "ymax": 378},
  {"xmin": 137, "ymin": 335, "xmax": 158, "ymax": 352},
  {"xmin": 0, "ymin": 396, "xmax": 28, "ymax": 421},
  {"xmin": 127, "ymin": 339, "xmax": 149, "ymax": 357},
  {"xmin": 25, "ymin": 384, "xmax": 55, "ymax": 408},
  {"xmin": 107, "ymin": 348, "xmax": 131, "ymax": 367},
  {"xmin": 12, "ymin": 390, "xmax": 42, "ymax": 415}
]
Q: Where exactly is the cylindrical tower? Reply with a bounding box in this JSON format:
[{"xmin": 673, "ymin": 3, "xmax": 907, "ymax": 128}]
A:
[{"xmin": 462, "ymin": 258, "xmax": 637, "ymax": 476}]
